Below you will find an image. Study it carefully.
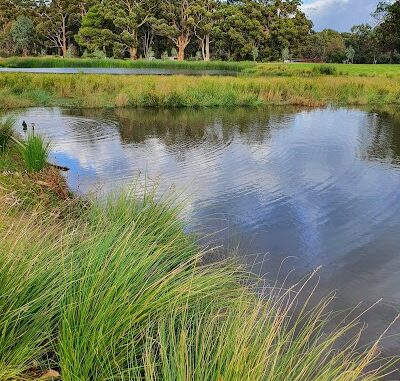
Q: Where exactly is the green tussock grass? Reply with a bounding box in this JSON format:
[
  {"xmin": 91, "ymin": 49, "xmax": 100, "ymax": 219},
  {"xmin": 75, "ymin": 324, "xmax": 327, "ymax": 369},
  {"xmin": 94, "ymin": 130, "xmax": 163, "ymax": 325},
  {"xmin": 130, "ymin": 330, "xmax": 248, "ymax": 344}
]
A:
[
  {"xmin": 19, "ymin": 133, "xmax": 50, "ymax": 172},
  {"xmin": 0, "ymin": 115, "xmax": 14, "ymax": 152},
  {"xmin": 0, "ymin": 138, "xmax": 69, "ymax": 210},
  {"xmin": 0, "ymin": 73, "xmax": 400, "ymax": 108},
  {"xmin": 0, "ymin": 149, "xmax": 398, "ymax": 380}
]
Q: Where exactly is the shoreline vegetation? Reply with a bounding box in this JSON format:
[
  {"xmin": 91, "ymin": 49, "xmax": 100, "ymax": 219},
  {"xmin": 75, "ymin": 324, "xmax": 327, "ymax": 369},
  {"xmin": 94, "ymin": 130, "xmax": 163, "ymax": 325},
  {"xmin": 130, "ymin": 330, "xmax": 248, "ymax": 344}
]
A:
[
  {"xmin": 0, "ymin": 70, "xmax": 400, "ymax": 109},
  {"xmin": 0, "ymin": 125, "xmax": 399, "ymax": 380}
]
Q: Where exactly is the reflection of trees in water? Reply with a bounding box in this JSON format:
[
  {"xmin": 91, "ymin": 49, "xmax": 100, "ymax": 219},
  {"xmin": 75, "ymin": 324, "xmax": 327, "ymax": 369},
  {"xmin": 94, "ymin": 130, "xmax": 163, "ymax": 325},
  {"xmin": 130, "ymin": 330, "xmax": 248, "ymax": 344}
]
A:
[
  {"xmin": 69, "ymin": 106, "xmax": 303, "ymax": 146},
  {"xmin": 363, "ymin": 108, "xmax": 400, "ymax": 165},
  {"xmin": 62, "ymin": 107, "xmax": 400, "ymax": 167}
]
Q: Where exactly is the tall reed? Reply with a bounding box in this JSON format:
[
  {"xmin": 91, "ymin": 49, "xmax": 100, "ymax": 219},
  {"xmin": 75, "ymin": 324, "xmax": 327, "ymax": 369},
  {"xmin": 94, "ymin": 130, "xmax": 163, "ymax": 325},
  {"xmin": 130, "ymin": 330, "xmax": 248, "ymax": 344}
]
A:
[{"xmin": 0, "ymin": 57, "xmax": 254, "ymax": 72}]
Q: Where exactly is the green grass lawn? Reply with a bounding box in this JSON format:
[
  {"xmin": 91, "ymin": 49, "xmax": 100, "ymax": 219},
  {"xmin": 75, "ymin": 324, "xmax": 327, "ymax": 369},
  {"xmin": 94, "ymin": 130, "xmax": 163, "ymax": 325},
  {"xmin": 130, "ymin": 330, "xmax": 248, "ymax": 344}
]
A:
[{"xmin": 248, "ymin": 63, "xmax": 400, "ymax": 77}]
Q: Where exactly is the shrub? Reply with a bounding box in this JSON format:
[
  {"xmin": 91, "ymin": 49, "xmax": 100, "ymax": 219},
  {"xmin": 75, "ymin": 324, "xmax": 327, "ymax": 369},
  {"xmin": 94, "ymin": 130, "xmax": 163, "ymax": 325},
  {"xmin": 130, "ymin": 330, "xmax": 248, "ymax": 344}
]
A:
[{"xmin": 313, "ymin": 65, "xmax": 338, "ymax": 75}]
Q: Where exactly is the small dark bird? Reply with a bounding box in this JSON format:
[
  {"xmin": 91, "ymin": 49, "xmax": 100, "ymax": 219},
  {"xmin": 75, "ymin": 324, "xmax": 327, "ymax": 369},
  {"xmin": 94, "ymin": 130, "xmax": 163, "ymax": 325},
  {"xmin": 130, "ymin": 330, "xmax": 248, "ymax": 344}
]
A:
[
  {"xmin": 31, "ymin": 123, "xmax": 35, "ymax": 133},
  {"xmin": 22, "ymin": 120, "xmax": 27, "ymax": 131}
]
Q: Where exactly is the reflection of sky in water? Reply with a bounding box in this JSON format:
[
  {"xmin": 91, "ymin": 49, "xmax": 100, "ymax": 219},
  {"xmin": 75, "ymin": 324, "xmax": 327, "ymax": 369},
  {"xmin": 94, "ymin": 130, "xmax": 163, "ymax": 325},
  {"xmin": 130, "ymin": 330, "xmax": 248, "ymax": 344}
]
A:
[
  {"xmin": 12, "ymin": 106, "xmax": 400, "ymax": 357},
  {"xmin": 50, "ymin": 152, "xmax": 96, "ymax": 194},
  {"xmin": 13, "ymin": 107, "xmax": 400, "ymax": 271}
]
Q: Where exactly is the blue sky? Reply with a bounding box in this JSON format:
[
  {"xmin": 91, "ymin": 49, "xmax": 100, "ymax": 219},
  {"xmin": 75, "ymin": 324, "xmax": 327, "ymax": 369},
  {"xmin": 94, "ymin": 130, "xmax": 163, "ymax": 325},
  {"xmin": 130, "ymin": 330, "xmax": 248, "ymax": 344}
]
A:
[{"xmin": 301, "ymin": 0, "xmax": 379, "ymax": 32}]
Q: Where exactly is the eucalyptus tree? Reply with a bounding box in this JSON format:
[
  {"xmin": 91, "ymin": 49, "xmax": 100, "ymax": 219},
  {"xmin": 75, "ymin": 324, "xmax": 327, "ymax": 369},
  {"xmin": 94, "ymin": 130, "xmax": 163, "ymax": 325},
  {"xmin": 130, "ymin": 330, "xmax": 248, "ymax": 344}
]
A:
[
  {"xmin": 259, "ymin": 0, "xmax": 312, "ymax": 60},
  {"xmin": 213, "ymin": 0, "xmax": 269, "ymax": 60},
  {"xmin": 75, "ymin": 4, "xmax": 116, "ymax": 55},
  {"xmin": 100, "ymin": 0, "xmax": 157, "ymax": 59},
  {"xmin": 151, "ymin": 0, "xmax": 199, "ymax": 61},
  {"xmin": 0, "ymin": 0, "xmax": 36, "ymax": 55},
  {"xmin": 36, "ymin": 0, "xmax": 87, "ymax": 56},
  {"xmin": 346, "ymin": 24, "xmax": 379, "ymax": 64},
  {"xmin": 374, "ymin": 0, "xmax": 400, "ymax": 62},
  {"xmin": 192, "ymin": 0, "xmax": 218, "ymax": 61}
]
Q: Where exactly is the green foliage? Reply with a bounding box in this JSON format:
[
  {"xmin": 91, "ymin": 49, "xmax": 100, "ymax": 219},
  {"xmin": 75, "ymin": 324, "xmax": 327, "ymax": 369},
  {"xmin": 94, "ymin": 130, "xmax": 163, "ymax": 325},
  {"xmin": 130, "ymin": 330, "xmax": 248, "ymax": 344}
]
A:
[
  {"xmin": 19, "ymin": 133, "xmax": 50, "ymax": 172},
  {"xmin": 374, "ymin": 0, "xmax": 400, "ymax": 63},
  {"xmin": 1, "ymin": 0, "xmax": 400, "ymax": 63},
  {"xmin": 346, "ymin": 24, "xmax": 379, "ymax": 64},
  {"xmin": 82, "ymin": 49, "xmax": 107, "ymax": 59},
  {"xmin": 75, "ymin": 4, "xmax": 117, "ymax": 56},
  {"xmin": 0, "ymin": 116, "xmax": 14, "ymax": 152},
  {"xmin": 0, "ymin": 216, "xmax": 62, "ymax": 379},
  {"xmin": 306, "ymin": 29, "xmax": 347, "ymax": 63},
  {"xmin": 10, "ymin": 16, "xmax": 33, "ymax": 56},
  {"xmin": 65, "ymin": 45, "xmax": 78, "ymax": 58}
]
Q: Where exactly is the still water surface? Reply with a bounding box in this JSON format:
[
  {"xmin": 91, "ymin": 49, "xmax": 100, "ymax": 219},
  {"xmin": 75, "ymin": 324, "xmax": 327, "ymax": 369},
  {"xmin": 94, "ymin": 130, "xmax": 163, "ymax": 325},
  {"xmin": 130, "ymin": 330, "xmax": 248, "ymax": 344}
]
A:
[{"xmin": 13, "ymin": 106, "xmax": 400, "ymax": 360}]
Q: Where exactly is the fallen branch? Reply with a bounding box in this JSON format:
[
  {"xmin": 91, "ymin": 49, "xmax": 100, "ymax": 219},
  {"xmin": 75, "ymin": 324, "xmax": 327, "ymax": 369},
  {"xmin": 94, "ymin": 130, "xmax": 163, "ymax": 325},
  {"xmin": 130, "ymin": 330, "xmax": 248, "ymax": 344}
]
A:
[{"xmin": 48, "ymin": 163, "xmax": 70, "ymax": 172}]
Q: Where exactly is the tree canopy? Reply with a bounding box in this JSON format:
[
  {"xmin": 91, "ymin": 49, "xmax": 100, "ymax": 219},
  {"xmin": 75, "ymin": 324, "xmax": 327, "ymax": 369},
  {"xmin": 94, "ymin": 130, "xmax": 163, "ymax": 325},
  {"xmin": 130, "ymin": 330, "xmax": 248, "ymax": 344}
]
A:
[{"xmin": 0, "ymin": 0, "xmax": 399, "ymax": 63}]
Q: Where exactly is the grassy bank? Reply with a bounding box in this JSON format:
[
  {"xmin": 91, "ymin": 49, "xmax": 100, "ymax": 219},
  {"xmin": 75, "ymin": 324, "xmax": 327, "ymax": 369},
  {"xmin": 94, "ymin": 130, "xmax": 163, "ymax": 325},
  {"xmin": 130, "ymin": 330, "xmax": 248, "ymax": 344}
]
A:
[
  {"xmin": 0, "ymin": 72, "xmax": 400, "ymax": 108},
  {"xmin": 1, "ymin": 126, "xmax": 398, "ymax": 380}
]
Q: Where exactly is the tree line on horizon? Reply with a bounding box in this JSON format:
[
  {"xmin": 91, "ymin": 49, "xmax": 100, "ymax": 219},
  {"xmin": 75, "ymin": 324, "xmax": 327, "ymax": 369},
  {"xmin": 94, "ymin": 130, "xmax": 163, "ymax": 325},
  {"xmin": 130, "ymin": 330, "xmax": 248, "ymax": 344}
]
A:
[{"xmin": 0, "ymin": 0, "xmax": 399, "ymax": 63}]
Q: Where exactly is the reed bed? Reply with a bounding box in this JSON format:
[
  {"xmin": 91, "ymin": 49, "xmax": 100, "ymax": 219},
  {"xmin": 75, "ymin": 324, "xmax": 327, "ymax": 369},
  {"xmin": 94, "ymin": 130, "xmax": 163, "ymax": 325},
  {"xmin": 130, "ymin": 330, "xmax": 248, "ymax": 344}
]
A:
[
  {"xmin": 0, "ymin": 57, "xmax": 254, "ymax": 72},
  {"xmin": 0, "ymin": 73, "xmax": 399, "ymax": 109}
]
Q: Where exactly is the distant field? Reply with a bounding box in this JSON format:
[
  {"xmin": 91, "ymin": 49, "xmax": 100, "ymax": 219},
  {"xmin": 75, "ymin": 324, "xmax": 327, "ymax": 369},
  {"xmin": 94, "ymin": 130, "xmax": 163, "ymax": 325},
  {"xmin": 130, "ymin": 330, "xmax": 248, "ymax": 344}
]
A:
[
  {"xmin": 1, "ymin": 57, "xmax": 400, "ymax": 77},
  {"xmin": 247, "ymin": 63, "xmax": 400, "ymax": 77}
]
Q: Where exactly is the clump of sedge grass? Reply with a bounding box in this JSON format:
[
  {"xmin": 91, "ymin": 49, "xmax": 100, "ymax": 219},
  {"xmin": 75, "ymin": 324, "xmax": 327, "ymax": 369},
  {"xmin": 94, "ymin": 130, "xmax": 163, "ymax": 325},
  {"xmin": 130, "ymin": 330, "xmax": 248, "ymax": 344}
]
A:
[
  {"xmin": 0, "ymin": 191, "xmax": 397, "ymax": 380},
  {"xmin": 0, "ymin": 116, "xmax": 14, "ymax": 152},
  {"xmin": 142, "ymin": 296, "xmax": 396, "ymax": 381},
  {"xmin": 19, "ymin": 133, "xmax": 50, "ymax": 172}
]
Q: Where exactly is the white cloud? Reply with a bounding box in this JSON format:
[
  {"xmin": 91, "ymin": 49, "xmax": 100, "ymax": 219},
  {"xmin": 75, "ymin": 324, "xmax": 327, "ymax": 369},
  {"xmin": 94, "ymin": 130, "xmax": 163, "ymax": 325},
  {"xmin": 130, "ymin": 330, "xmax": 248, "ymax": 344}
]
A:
[{"xmin": 301, "ymin": 0, "xmax": 378, "ymax": 32}]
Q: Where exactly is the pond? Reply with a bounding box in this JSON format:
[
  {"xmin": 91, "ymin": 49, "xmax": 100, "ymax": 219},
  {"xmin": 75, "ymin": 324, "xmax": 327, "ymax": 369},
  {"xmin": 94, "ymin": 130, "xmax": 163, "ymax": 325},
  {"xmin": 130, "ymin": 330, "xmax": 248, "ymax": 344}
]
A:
[{"xmin": 12, "ymin": 106, "xmax": 400, "ymax": 361}]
